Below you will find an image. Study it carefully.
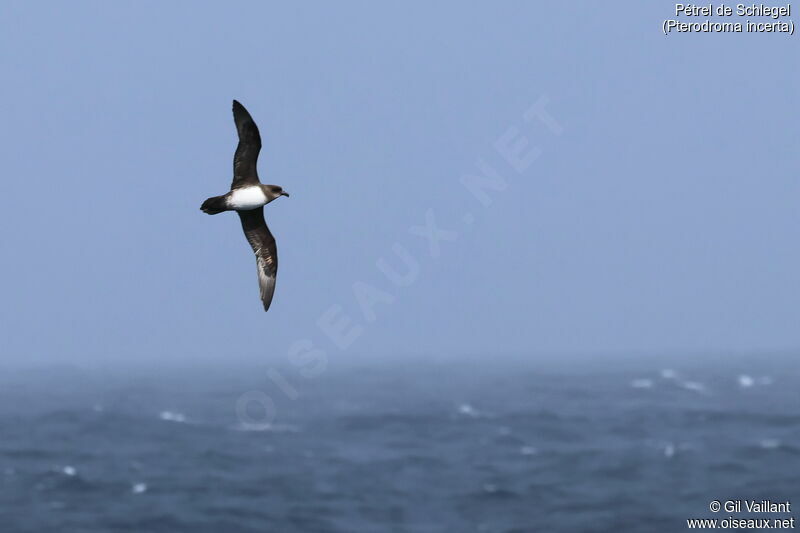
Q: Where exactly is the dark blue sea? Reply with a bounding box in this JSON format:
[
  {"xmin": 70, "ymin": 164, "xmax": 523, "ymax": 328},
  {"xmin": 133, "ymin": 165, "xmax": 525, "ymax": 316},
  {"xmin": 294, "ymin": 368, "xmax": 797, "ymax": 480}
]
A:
[{"xmin": 1, "ymin": 354, "xmax": 798, "ymax": 532}]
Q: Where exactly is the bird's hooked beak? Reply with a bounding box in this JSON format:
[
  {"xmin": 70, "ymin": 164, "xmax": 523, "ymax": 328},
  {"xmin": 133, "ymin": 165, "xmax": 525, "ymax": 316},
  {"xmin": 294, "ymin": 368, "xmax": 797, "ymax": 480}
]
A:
[{"xmin": 281, "ymin": 191, "xmax": 290, "ymax": 198}]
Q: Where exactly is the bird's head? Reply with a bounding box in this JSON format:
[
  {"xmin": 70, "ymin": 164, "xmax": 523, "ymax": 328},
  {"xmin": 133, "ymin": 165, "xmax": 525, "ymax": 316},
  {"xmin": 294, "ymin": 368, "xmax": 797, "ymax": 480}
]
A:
[{"xmin": 263, "ymin": 184, "xmax": 290, "ymax": 202}]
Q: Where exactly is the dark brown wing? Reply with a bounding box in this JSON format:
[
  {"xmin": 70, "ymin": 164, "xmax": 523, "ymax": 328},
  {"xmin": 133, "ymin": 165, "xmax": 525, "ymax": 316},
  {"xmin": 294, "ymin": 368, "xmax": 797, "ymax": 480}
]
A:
[
  {"xmin": 238, "ymin": 208, "xmax": 278, "ymax": 311},
  {"xmin": 231, "ymin": 100, "xmax": 262, "ymax": 189}
]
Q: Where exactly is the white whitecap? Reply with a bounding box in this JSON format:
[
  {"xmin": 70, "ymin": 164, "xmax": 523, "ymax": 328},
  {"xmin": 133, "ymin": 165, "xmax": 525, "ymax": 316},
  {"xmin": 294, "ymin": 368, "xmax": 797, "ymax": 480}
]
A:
[
  {"xmin": 680, "ymin": 380, "xmax": 708, "ymax": 394},
  {"xmin": 62, "ymin": 466, "xmax": 77, "ymax": 476},
  {"xmin": 738, "ymin": 375, "xmax": 755, "ymax": 388},
  {"xmin": 458, "ymin": 404, "xmax": 479, "ymax": 417},
  {"xmin": 664, "ymin": 443, "xmax": 676, "ymax": 458},
  {"xmin": 520, "ymin": 446, "xmax": 538, "ymax": 456},
  {"xmin": 232, "ymin": 422, "xmax": 299, "ymax": 433},
  {"xmin": 159, "ymin": 411, "xmax": 187, "ymax": 423},
  {"xmin": 131, "ymin": 482, "xmax": 147, "ymax": 494},
  {"xmin": 759, "ymin": 439, "xmax": 780, "ymax": 450},
  {"xmin": 631, "ymin": 378, "xmax": 654, "ymax": 389}
]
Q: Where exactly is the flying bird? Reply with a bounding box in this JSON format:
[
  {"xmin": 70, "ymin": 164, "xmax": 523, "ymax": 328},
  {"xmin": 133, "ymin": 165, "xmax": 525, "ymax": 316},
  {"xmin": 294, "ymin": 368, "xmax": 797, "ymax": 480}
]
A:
[{"xmin": 201, "ymin": 100, "xmax": 289, "ymax": 311}]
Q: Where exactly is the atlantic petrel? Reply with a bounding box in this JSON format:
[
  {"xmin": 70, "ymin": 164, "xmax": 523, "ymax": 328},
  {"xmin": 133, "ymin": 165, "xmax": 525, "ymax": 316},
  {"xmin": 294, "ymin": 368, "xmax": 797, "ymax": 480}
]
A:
[{"xmin": 201, "ymin": 100, "xmax": 289, "ymax": 311}]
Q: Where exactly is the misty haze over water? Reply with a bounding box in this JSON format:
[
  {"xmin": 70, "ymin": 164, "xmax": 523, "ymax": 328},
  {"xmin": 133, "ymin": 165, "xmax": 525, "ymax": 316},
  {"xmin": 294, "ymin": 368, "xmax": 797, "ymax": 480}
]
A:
[{"xmin": 1, "ymin": 353, "xmax": 797, "ymax": 532}]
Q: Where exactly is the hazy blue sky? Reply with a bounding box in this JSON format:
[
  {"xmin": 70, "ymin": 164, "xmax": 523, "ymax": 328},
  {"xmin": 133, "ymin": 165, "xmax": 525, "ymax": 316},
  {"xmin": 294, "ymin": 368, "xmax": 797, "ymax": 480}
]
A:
[{"xmin": 1, "ymin": 2, "xmax": 797, "ymax": 365}]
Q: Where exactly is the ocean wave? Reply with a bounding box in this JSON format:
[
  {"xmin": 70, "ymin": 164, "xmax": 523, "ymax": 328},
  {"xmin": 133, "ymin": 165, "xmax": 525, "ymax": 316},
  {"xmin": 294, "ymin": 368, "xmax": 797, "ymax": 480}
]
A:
[
  {"xmin": 231, "ymin": 422, "xmax": 300, "ymax": 433},
  {"xmin": 660, "ymin": 369, "xmax": 678, "ymax": 380},
  {"xmin": 158, "ymin": 411, "xmax": 187, "ymax": 423},
  {"xmin": 738, "ymin": 374, "xmax": 755, "ymax": 388},
  {"xmin": 630, "ymin": 378, "xmax": 654, "ymax": 389},
  {"xmin": 683, "ymin": 409, "xmax": 800, "ymax": 426},
  {"xmin": 32, "ymin": 466, "xmax": 98, "ymax": 494},
  {"xmin": 519, "ymin": 445, "xmax": 538, "ymax": 456},
  {"xmin": 738, "ymin": 374, "xmax": 774, "ymax": 388},
  {"xmin": 758, "ymin": 438, "xmax": 781, "ymax": 450},
  {"xmin": 678, "ymin": 380, "xmax": 709, "ymax": 395}
]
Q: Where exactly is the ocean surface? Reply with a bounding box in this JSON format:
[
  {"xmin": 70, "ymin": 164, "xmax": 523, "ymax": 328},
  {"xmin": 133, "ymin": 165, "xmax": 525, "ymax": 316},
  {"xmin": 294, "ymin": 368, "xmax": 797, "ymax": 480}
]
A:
[{"xmin": 1, "ymin": 354, "xmax": 798, "ymax": 532}]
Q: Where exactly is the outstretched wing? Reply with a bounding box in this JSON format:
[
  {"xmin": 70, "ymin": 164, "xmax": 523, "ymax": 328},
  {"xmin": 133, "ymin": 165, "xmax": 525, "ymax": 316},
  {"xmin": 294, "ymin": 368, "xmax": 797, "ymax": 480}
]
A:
[
  {"xmin": 238, "ymin": 208, "xmax": 278, "ymax": 311},
  {"xmin": 231, "ymin": 100, "xmax": 262, "ymax": 189}
]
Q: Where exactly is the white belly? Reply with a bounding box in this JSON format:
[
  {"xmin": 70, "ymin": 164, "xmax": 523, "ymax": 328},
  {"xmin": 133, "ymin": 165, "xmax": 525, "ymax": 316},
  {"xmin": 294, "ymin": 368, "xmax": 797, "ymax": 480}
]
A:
[{"xmin": 228, "ymin": 187, "xmax": 267, "ymax": 210}]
